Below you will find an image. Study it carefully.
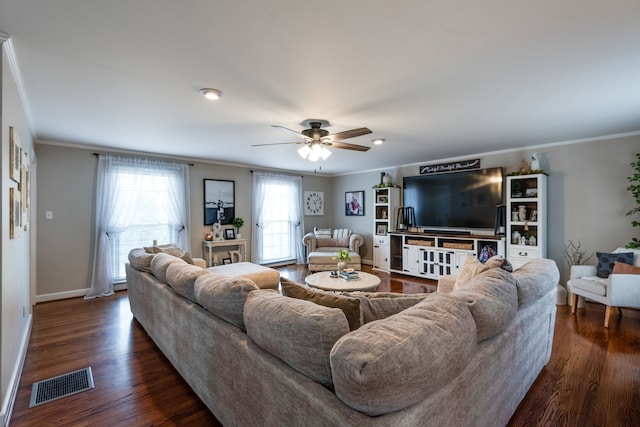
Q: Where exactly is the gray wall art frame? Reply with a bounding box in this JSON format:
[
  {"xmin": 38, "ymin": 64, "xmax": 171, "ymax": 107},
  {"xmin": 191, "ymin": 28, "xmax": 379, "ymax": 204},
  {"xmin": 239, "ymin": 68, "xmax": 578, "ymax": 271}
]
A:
[{"xmin": 204, "ymin": 179, "xmax": 235, "ymax": 225}]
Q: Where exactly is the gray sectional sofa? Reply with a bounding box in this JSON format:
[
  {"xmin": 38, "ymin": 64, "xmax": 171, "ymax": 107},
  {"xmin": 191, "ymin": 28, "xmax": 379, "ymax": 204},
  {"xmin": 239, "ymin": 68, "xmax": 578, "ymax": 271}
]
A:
[{"xmin": 126, "ymin": 247, "xmax": 559, "ymax": 427}]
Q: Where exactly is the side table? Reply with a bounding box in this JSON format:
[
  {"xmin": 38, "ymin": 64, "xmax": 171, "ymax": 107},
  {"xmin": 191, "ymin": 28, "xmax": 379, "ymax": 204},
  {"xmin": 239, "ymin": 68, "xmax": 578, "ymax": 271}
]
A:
[{"xmin": 202, "ymin": 239, "xmax": 248, "ymax": 267}]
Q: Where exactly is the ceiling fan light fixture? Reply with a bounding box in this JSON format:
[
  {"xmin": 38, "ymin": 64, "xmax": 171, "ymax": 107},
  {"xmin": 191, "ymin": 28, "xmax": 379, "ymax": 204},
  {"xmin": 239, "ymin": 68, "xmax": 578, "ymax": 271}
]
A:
[
  {"xmin": 199, "ymin": 88, "xmax": 223, "ymax": 100},
  {"xmin": 372, "ymin": 138, "xmax": 385, "ymax": 145},
  {"xmin": 298, "ymin": 145, "xmax": 311, "ymax": 159}
]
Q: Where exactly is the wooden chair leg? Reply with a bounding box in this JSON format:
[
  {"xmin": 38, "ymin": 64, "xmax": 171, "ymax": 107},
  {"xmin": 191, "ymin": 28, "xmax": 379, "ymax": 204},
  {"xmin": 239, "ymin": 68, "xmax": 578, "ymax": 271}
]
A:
[
  {"xmin": 604, "ymin": 305, "xmax": 612, "ymax": 328},
  {"xmin": 571, "ymin": 293, "xmax": 579, "ymax": 313}
]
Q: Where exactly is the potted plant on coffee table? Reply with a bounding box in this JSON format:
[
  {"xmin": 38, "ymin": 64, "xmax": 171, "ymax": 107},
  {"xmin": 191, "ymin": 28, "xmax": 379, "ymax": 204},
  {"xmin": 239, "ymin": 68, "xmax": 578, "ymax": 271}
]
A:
[{"xmin": 333, "ymin": 249, "xmax": 351, "ymax": 273}]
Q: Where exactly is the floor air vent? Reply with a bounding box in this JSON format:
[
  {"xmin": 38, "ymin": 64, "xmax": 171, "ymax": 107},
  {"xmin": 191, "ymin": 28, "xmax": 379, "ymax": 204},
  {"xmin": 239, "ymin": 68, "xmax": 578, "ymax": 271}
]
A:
[{"xmin": 29, "ymin": 367, "xmax": 94, "ymax": 407}]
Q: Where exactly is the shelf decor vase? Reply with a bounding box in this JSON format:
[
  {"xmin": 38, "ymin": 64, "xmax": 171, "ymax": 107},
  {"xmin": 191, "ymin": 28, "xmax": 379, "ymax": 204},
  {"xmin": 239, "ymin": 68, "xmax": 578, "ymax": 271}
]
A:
[{"xmin": 518, "ymin": 205, "xmax": 527, "ymax": 221}]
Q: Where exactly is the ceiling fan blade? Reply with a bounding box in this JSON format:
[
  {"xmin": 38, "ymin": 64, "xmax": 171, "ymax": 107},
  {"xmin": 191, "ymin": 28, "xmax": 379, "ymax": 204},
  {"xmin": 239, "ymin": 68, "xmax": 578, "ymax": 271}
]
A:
[
  {"xmin": 271, "ymin": 125, "xmax": 311, "ymax": 141},
  {"xmin": 328, "ymin": 141, "xmax": 371, "ymax": 152},
  {"xmin": 251, "ymin": 141, "xmax": 303, "ymax": 147},
  {"xmin": 328, "ymin": 127, "xmax": 372, "ymax": 141}
]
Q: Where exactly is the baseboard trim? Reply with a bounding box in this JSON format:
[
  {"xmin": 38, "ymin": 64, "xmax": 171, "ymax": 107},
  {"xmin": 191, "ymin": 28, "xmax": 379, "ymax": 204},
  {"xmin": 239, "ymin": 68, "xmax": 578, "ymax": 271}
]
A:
[
  {"xmin": 36, "ymin": 283, "xmax": 128, "ymax": 303},
  {"xmin": 1, "ymin": 313, "xmax": 32, "ymax": 427}
]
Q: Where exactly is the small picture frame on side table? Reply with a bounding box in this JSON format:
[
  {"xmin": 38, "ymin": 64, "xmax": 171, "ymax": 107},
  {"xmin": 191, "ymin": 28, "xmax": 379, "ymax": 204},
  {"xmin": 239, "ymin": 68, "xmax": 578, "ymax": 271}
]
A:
[
  {"xmin": 222, "ymin": 257, "xmax": 232, "ymax": 265},
  {"xmin": 224, "ymin": 228, "xmax": 236, "ymax": 240},
  {"xmin": 376, "ymin": 224, "xmax": 388, "ymax": 235}
]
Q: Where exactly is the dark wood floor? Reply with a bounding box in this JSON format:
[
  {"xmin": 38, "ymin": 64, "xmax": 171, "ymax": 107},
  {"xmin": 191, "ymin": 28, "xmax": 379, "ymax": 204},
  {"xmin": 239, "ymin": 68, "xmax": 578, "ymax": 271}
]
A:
[{"xmin": 10, "ymin": 265, "xmax": 640, "ymax": 426}]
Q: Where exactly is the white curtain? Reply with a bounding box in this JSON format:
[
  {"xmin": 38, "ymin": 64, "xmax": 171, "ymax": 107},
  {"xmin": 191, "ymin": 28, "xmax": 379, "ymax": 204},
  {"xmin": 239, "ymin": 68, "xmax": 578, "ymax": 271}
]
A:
[
  {"xmin": 252, "ymin": 171, "xmax": 305, "ymax": 264},
  {"xmin": 86, "ymin": 155, "xmax": 190, "ymax": 299}
]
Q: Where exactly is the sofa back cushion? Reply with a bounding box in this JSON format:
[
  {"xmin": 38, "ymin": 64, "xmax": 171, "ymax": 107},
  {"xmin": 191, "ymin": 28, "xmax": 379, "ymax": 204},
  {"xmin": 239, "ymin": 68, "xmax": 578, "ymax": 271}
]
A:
[
  {"xmin": 151, "ymin": 253, "xmax": 187, "ymax": 283},
  {"xmin": 194, "ymin": 273, "xmax": 259, "ymax": 330},
  {"xmin": 128, "ymin": 248, "xmax": 156, "ymax": 273},
  {"xmin": 165, "ymin": 263, "xmax": 208, "ymax": 302},
  {"xmin": 511, "ymin": 258, "xmax": 560, "ymax": 306},
  {"xmin": 244, "ymin": 290, "xmax": 350, "ymax": 389},
  {"xmin": 450, "ymin": 267, "xmax": 518, "ymax": 341},
  {"xmin": 330, "ymin": 292, "xmax": 477, "ymax": 416}
]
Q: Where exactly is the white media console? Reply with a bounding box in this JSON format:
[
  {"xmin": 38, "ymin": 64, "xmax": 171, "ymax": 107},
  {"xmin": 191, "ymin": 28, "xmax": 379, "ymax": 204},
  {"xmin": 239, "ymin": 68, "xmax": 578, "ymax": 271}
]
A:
[{"xmin": 388, "ymin": 232, "xmax": 505, "ymax": 280}]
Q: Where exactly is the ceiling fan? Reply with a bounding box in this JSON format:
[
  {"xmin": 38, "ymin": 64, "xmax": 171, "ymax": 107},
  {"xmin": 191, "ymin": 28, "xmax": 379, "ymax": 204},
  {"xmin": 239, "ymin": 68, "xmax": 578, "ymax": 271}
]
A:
[{"xmin": 252, "ymin": 119, "xmax": 372, "ymax": 161}]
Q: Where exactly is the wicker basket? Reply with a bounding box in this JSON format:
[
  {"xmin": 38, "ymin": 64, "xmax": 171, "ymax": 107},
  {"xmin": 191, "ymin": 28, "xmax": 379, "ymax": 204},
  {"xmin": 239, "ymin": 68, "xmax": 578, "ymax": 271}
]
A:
[
  {"xmin": 406, "ymin": 239, "xmax": 433, "ymax": 247},
  {"xmin": 442, "ymin": 242, "xmax": 474, "ymax": 250}
]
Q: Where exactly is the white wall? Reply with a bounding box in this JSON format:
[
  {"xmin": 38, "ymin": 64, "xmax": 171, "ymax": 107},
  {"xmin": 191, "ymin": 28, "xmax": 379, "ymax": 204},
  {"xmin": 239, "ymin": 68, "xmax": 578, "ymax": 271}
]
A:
[{"xmin": 1, "ymin": 41, "xmax": 35, "ymax": 423}]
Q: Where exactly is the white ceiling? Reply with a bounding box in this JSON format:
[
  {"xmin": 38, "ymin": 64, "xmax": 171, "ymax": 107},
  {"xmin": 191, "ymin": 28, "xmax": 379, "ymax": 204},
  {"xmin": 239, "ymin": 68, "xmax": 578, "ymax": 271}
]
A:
[{"xmin": 1, "ymin": 1, "xmax": 639, "ymax": 174}]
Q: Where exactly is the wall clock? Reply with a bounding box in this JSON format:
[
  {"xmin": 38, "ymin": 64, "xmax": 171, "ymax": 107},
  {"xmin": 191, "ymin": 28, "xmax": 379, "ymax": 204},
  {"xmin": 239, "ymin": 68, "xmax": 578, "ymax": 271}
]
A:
[{"xmin": 304, "ymin": 191, "xmax": 324, "ymax": 216}]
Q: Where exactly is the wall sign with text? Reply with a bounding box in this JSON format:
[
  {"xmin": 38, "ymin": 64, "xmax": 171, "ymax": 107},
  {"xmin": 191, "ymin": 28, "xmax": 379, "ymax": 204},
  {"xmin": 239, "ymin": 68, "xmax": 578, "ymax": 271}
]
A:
[{"xmin": 420, "ymin": 159, "xmax": 480, "ymax": 175}]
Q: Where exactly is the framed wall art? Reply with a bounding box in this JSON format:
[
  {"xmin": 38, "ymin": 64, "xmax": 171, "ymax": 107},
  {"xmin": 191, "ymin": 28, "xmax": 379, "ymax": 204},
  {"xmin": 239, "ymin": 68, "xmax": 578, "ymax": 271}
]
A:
[
  {"xmin": 345, "ymin": 190, "xmax": 365, "ymax": 216},
  {"xmin": 9, "ymin": 127, "xmax": 21, "ymax": 184},
  {"xmin": 204, "ymin": 179, "xmax": 235, "ymax": 225},
  {"xmin": 9, "ymin": 187, "xmax": 21, "ymax": 239}
]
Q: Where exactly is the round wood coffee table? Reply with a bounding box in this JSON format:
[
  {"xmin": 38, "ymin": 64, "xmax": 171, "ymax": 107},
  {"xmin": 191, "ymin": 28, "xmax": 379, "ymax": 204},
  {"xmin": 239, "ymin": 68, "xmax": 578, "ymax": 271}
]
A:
[{"xmin": 304, "ymin": 271, "xmax": 381, "ymax": 292}]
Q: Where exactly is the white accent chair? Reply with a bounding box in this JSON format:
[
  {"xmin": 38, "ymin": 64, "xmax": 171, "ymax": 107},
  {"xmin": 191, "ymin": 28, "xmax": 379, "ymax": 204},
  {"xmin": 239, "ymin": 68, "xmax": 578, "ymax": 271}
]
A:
[{"xmin": 567, "ymin": 247, "xmax": 640, "ymax": 327}]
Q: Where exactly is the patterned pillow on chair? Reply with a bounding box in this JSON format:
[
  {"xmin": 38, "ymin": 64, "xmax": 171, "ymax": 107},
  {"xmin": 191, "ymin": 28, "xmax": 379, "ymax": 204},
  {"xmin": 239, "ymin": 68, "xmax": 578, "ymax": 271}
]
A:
[{"xmin": 596, "ymin": 252, "xmax": 634, "ymax": 278}]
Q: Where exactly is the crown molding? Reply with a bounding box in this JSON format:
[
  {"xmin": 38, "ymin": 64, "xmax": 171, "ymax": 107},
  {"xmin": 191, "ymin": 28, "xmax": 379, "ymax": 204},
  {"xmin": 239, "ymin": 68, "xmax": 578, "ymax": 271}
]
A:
[{"xmin": 1, "ymin": 35, "xmax": 37, "ymax": 138}]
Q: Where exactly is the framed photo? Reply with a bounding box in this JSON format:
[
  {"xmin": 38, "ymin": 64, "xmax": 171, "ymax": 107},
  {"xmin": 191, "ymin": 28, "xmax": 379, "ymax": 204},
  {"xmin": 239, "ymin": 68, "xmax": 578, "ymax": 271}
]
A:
[
  {"xmin": 345, "ymin": 191, "xmax": 365, "ymax": 216},
  {"xmin": 530, "ymin": 210, "xmax": 538, "ymax": 222},
  {"xmin": 222, "ymin": 257, "xmax": 232, "ymax": 265},
  {"xmin": 304, "ymin": 191, "xmax": 324, "ymax": 216},
  {"xmin": 376, "ymin": 194, "xmax": 388, "ymax": 203},
  {"xmin": 9, "ymin": 188, "xmax": 21, "ymax": 239},
  {"xmin": 21, "ymin": 150, "xmax": 30, "ymax": 230},
  {"xmin": 376, "ymin": 224, "xmax": 388, "ymax": 235},
  {"xmin": 224, "ymin": 228, "xmax": 236, "ymax": 240},
  {"xmin": 9, "ymin": 127, "xmax": 21, "ymax": 184},
  {"xmin": 204, "ymin": 179, "xmax": 235, "ymax": 225},
  {"xmin": 525, "ymin": 188, "xmax": 538, "ymax": 197}
]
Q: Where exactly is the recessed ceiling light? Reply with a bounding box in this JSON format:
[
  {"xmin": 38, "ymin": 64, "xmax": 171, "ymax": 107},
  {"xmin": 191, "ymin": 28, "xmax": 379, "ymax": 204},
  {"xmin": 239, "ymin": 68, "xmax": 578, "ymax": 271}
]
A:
[
  {"xmin": 372, "ymin": 138, "xmax": 385, "ymax": 145},
  {"xmin": 199, "ymin": 88, "xmax": 223, "ymax": 100}
]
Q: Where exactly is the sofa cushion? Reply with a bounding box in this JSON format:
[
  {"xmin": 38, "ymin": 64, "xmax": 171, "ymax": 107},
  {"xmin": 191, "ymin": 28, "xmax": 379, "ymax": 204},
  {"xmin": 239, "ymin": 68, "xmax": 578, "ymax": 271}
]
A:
[
  {"xmin": 150, "ymin": 253, "xmax": 188, "ymax": 283},
  {"xmin": 314, "ymin": 227, "xmax": 332, "ymax": 238},
  {"xmin": 342, "ymin": 291, "xmax": 431, "ymax": 324},
  {"xmin": 511, "ymin": 258, "xmax": 560, "ymax": 306},
  {"xmin": 333, "ymin": 228, "xmax": 351, "ymax": 247},
  {"xmin": 596, "ymin": 251, "xmax": 634, "ymax": 278},
  {"xmin": 451, "ymin": 267, "xmax": 518, "ymax": 341},
  {"xmin": 280, "ymin": 278, "xmax": 361, "ymax": 330},
  {"xmin": 330, "ymin": 292, "xmax": 477, "ymax": 416},
  {"xmin": 165, "ymin": 263, "xmax": 208, "ymax": 302},
  {"xmin": 570, "ymin": 278, "xmax": 607, "ymax": 296},
  {"xmin": 244, "ymin": 290, "xmax": 350, "ymax": 389},
  {"xmin": 194, "ymin": 273, "xmax": 259, "ymax": 330}
]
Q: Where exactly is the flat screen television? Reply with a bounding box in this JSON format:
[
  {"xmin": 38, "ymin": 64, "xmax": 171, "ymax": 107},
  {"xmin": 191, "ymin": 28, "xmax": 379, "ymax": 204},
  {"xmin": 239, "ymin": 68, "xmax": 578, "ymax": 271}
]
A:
[{"xmin": 403, "ymin": 167, "xmax": 504, "ymax": 231}]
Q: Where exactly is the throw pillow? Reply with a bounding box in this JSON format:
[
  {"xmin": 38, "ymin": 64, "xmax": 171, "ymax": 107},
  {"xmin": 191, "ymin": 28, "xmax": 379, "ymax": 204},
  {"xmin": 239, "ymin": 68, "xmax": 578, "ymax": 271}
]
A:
[
  {"xmin": 612, "ymin": 261, "xmax": 640, "ymax": 275},
  {"xmin": 596, "ymin": 252, "xmax": 634, "ymax": 278},
  {"xmin": 143, "ymin": 243, "xmax": 184, "ymax": 258},
  {"xmin": 181, "ymin": 252, "xmax": 195, "ymax": 265},
  {"xmin": 314, "ymin": 227, "xmax": 332, "ymax": 238},
  {"xmin": 454, "ymin": 256, "xmax": 487, "ymax": 289},
  {"xmin": 343, "ymin": 291, "xmax": 431, "ymax": 324},
  {"xmin": 280, "ymin": 277, "xmax": 361, "ymax": 330},
  {"xmin": 454, "ymin": 255, "xmax": 513, "ymax": 290},
  {"xmin": 333, "ymin": 228, "xmax": 352, "ymax": 247}
]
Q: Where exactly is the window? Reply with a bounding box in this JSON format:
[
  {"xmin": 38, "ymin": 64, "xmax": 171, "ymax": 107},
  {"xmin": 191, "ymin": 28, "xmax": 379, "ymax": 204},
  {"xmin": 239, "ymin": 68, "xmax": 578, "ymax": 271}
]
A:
[
  {"xmin": 252, "ymin": 172, "xmax": 305, "ymax": 265},
  {"xmin": 110, "ymin": 171, "xmax": 181, "ymax": 281},
  {"xmin": 87, "ymin": 155, "xmax": 189, "ymax": 298}
]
